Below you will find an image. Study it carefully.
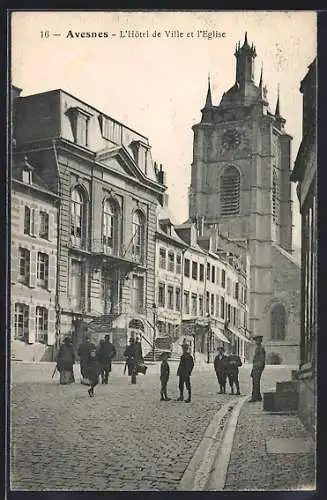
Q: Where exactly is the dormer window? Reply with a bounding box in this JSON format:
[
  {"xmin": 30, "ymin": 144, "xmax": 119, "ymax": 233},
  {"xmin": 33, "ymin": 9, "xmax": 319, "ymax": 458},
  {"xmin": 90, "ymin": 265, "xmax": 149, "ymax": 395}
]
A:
[
  {"xmin": 130, "ymin": 140, "xmax": 150, "ymax": 174},
  {"xmin": 66, "ymin": 107, "xmax": 92, "ymax": 147},
  {"xmin": 22, "ymin": 169, "xmax": 32, "ymax": 184}
]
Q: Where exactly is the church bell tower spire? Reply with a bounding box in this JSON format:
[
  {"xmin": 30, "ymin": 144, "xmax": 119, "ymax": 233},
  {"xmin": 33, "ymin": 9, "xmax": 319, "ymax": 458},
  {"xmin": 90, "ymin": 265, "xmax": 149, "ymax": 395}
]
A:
[{"xmin": 234, "ymin": 31, "xmax": 257, "ymax": 88}]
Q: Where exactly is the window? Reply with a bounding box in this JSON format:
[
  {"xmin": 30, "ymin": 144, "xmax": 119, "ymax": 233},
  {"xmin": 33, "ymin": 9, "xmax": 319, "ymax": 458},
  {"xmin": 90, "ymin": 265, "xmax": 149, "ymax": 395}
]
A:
[
  {"xmin": 132, "ymin": 210, "xmax": 145, "ymax": 262},
  {"xmin": 271, "ymin": 304, "xmax": 286, "ymax": 340},
  {"xmin": 235, "ymin": 282, "xmax": 239, "ymax": 300},
  {"xmin": 227, "ymin": 278, "xmax": 231, "ymax": 296},
  {"xmin": 227, "ymin": 304, "xmax": 231, "ymax": 322},
  {"xmin": 14, "ymin": 303, "xmax": 29, "ymax": 341},
  {"xmin": 211, "ymin": 266, "xmax": 216, "ymax": 283},
  {"xmin": 101, "ymin": 268, "xmax": 115, "ymax": 314},
  {"xmin": 176, "ymin": 254, "xmax": 182, "ymax": 274},
  {"xmin": 199, "ymin": 263, "xmax": 204, "ymax": 282},
  {"xmin": 37, "ymin": 252, "xmax": 49, "ymax": 288},
  {"xmin": 71, "ymin": 188, "xmax": 84, "ymax": 243},
  {"xmin": 220, "ymin": 297, "xmax": 225, "ymax": 319},
  {"xmin": 244, "ymin": 288, "xmax": 247, "ymax": 304},
  {"xmin": 221, "ymin": 269, "xmax": 226, "ymax": 288},
  {"xmin": 199, "ymin": 295, "xmax": 204, "ymax": 316},
  {"xmin": 233, "ymin": 306, "xmax": 237, "ymax": 326},
  {"xmin": 216, "ymin": 267, "xmax": 220, "ymax": 285},
  {"xmin": 191, "ymin": 293, "xmax": 197, "ymax": 316},
  {"xmin": 19, "ymin": 248, "xmax": 30, "ymax": 285},
  {"xmin": 39, "ymin": 211, "xmax": 49, "ymax": 239},
  {"xmin": 184, "ymin": 258, "xmax": 190, "ymax": 278},
  {"xmin": 70, "ymin": 260, "xmax": 84, "ymax": 310},
  {"xmin": 206, "ymin": 263, "xmax": 210, "ymax": 281},
  {"xmin": 211, "ymin": 293, "xmax": 215, "ymax": 316},
  {"xmin": 167, "ymin": 286, "xmax": 174, "ymax": 310},
  {"xmin": 36, "ymin": 307, "xmax": 48, "ymax": 343},
  {"xmin": 216, "ymin": 295, "xmax": 219, "ymax": 317},
  {"xmin": 206, "ymin": 291, "xmax": 210, "ymax": 315},
  {"xmin": 100, "ymin": 116, "xmax": 122, "ymax": 143},
  {"xmin": 24, "ymin": 206, "xmax": 31, "ymax": 235},
  {"xmin": 22, "ymin": 169, "xmax": 32, "ymax": 184},
  {"xmin": 220, "ymin": 165, "xmax": 240, "ymax": 216},
  {"xmin": 168, "ymin": 252, "xmax": 174, "ymax": 272},
  {"xmin": 158, "ymin": 283, "xmax": 165, "ymax": 307},
  {"xmin": 103, "ymin": 199, "xmax": 120, "ymax": 251},
  {"xmin": 67, "ymin": 108, "xmax": 91, "ymax": 147},
  {"xmin": 175, "ymin": 287, "xmax": 181, "ymax": 311},
  {"xmin": 131, "ymin": 275, "xmax": 144, "ymax": 314},
  {"xmin": 159, "ymin": 248, "xmax": 166, "ymax": 269},
  {"xmin": 183, "ymin": 291, "xmax": 190, "ymax": 314},
  {"xmin": 272, "ymin": 170, "xmax": 280, "ymax": 224},
  {"xmin": 192, "ymin": 261, "xmax": 198, "ymax": 280}
]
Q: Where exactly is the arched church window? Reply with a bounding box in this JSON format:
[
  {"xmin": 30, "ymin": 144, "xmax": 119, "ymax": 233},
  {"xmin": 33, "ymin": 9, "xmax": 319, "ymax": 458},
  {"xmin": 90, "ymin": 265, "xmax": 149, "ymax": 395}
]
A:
[
  {"xmin": 220, "ymin": 166, "xmax": 240, "ymax": 216},
  {"xmin": 272, "ymin": 170, "xmax": 280, "ymax": 224},
  {"xmin": 271, "ymin": 304, "xmax": 286, "ymax": 340}
]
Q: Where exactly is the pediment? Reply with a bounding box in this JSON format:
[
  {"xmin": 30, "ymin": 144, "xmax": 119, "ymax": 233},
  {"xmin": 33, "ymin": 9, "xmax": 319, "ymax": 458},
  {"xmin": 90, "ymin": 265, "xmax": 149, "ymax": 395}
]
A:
[{"xmin": 96, "ymin": 145, "xmax": 151, "ymax": 184}]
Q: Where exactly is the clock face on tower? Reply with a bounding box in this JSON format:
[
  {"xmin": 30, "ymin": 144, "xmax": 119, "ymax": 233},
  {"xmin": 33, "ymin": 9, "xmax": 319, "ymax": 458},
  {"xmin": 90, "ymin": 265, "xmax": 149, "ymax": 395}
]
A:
[{"xmin": 221, "ymin": 128, "xmax": 242, "ymax": 152}]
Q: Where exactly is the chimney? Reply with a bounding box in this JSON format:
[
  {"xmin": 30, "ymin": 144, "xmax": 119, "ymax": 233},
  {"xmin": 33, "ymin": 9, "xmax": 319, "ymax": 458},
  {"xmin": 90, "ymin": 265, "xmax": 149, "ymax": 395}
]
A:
[{"xmin": 157, "ymin": 163, "xmax": 166, "ymax": 185}]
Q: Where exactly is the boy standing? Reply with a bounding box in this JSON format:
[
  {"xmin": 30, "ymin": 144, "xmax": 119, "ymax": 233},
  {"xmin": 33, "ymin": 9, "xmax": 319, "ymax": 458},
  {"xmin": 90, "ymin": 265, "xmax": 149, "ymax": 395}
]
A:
[
  {"xmin": 226, "ymin": 346, "xmax": 242, "ymax": 395},
  {"xmin": 176, "ymin": 343, "xmax": 194, "ymax": 403},
  {"xmin": 214, "ymin": 346, "xmax": 228, "ymax": 394},
  {"xmin": 159, "ymin": 351, "xmax": 171, "ymax": 401}
]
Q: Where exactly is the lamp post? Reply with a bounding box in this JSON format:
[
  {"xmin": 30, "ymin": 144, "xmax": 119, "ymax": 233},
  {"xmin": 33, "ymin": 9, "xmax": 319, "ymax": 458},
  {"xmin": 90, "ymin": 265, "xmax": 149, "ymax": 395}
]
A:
[
  {"xmin": 152, "ymin": 302, "xmax": 157, "ymax": 362},
  {"xmin": 207, "ymin": 314, "xmax": 211, "ymax": 364}
]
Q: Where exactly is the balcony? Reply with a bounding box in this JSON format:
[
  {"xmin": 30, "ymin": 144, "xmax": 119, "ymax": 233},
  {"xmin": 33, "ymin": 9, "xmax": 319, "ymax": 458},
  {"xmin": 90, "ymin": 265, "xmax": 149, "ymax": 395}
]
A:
[{"xmin": 90, "ymin": 239, "xmax": 146, "ymax": 272}]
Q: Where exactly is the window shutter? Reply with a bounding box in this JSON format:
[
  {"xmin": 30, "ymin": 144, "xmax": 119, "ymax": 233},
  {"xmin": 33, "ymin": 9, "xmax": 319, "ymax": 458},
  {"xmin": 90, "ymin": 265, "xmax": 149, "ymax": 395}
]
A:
[
  {"xmin": 19, "ymin": 204, "xmax": 25, "ymax": 234},
  {"xmin": 33, "ymin": 209, "xmax": 40, "ymax": 238},
  {"xmin": 28, "ymin": 305, "xmax": 35, "ymax": 344},
  {"xmin": 48, "ymin": 308, "xmax": 56, "ymax": 345},
  {"xmin": 11, "ymin": 245, "xmax": 18, "ymax": 283},
  {"xmin": 48, "ymin": 211, "xmax": 55, "ymax": 241},
  {"xmin": 29, "ymin": 250, "xmax": 37, "ymax": 288},
  {"xmin": 48, "ymin": 253, "xmax": 57, "ymax": 292}
]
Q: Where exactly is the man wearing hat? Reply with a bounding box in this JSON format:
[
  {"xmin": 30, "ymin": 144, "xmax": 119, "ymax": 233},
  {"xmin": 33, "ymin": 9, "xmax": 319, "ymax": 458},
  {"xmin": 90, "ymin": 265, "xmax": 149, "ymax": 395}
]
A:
[
  {"xmin": 176, "ymin": 342, "xmax": 194, "ymax": 403},
  {"xmin": 214, "ymin": 346, "xmax": 228, "ymax": 394},
  {"xmin": 159, "ymin": 351, "xmax": 171, "ymax": 401},
  {"xmin": 250, "ymin": 335, "xmax": 266, "ymax": 402}
]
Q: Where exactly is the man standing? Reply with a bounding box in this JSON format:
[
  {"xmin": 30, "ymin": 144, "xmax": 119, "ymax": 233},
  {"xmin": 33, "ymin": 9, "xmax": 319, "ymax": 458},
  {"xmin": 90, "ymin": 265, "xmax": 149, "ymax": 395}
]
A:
[
  {"xmin": 249, "ymin": 335, "xmax": 266, "ymax": 402},
  {"xmin": 226, "ymin": 345, "xmax": 242, "ymax": 395},
  {"xmin": 124, "ymin": 337, "xmax": 143, "ymax": 384},
  {"xmin": 98, "ymin": 334, "xmax": 116, "ymax": 384},
  {"xmin": 77, "ymin": 336, "xmax": 93, "ymax": 384},
  {"xmin": 214, "ymin": 346, "xmax": 228, "ymax": 394},
  {"xmin": 176, "ymin": 343, "xmax": 194, "ymax": 403}
]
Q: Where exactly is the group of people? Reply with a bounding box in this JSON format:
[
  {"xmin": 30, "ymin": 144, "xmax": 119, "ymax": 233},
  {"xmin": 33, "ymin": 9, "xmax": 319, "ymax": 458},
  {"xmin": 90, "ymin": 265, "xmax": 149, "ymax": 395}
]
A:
[
  {"xmin": 56, "ymin": 334, "xmax": 116, "ymax": 397},
  {"xmin": 55, "ymin": 332, "xmax": 266, "ymax": 403}
]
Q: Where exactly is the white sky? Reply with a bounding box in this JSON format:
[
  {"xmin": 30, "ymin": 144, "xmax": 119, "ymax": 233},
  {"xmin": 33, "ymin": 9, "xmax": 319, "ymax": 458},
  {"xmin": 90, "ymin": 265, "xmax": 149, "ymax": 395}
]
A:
[{"xmin": 11, "ymin": 11, "xmax": 317, "ymax": 248}]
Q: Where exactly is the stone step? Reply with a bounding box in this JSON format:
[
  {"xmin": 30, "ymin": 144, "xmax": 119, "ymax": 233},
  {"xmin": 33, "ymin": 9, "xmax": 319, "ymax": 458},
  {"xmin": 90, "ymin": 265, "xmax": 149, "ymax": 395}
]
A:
[
  {"xmin": 263, "ymin": 390, "xmax": 299, "ymax": 413},
  {"xmin": 276, "ymin": 380, "xmax": 299, "ymax": 394}
]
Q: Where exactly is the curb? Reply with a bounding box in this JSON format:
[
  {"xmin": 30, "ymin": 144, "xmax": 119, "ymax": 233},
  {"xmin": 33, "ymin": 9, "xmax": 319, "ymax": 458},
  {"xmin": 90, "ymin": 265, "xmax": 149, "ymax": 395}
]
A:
[
  {"xmin": 206, "ymin": 394, "xmax": 249, "ymax": 491},
  {"xmin": 177, "ymin": 398, "xmax": 238, "ymax": 491}
]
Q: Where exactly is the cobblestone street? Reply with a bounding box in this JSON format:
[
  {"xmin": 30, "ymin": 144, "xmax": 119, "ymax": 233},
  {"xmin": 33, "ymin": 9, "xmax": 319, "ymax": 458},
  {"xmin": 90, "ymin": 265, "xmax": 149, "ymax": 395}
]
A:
[{"xmin": 10, "ymin": 362, "xmax": 296, "ymax": 491}]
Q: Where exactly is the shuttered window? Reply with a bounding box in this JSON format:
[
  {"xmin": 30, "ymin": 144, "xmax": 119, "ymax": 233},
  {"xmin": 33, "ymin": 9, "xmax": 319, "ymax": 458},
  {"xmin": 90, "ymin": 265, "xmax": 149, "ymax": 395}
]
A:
[
  {"xmin": 14, "ymin": 303, "xmax": 29, "ymax": 341},
  {"xmin": 37, "ymin": 252, "xmax": 49, "ymax": 288},
  {"xmin": 220, "ymin": 166, "xmax": 240, "ymax": 216},
  {"xmin": 39, "ymin": 211, "xmax": 49, "ymax": 239},
  {"xmin": 18, "ymin": 248, "xmax": 30, "ymax": 285},
  {"xmin": 36, "ymin": 306, "xmax": 48, "ymax": 344}
]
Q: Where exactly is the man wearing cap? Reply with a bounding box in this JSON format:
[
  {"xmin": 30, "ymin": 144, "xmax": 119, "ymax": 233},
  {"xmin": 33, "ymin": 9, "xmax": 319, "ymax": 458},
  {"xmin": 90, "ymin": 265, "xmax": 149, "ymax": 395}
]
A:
[
  {"xmin": 214, "ymin": 346, "xmax": 228, "ymax": 394},
  {"xmin": 159, "ymin": 351, "xmax": 171, "ymax": 401},
  {"xmin": 250, "ymin": 335, "xmax": 266, "ymax": 402}
]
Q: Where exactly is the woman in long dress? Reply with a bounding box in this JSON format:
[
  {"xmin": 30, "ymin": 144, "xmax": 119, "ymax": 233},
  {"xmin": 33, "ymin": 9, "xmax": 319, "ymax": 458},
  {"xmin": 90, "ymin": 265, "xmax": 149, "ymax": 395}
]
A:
[{"xmin": 56, "ymin": 336, "xmax": 75, "ymax": 384}]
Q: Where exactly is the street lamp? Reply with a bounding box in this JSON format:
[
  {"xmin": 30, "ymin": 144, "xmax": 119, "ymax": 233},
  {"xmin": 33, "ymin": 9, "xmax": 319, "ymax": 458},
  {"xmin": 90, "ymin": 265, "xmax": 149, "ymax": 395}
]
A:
[
  {"xmin": 152, "ymin": 302, "xmax": 157, "ymax": 362},
  {"xmin": 207, "ymin": 314, "xmax": 211, "ymax": 364}
]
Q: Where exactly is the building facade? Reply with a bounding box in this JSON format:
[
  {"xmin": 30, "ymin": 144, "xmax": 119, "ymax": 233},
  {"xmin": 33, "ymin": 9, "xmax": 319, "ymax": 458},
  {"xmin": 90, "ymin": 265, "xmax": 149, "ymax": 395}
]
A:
[
  {"xmin": 188, "ymin": 33, "xmax": 301, "ymax": 364},
  {"xmin": 11, "ymin": 156, "xmax": 59, "ymax": 361},
  {"xmin": 291, "ymin": 59, "xmax": 317, "ymax": 436},
  {"xmin": 12, "ymin": 88, "xmax": 166, "ymax": 360},
  {"xmin": 155, "ymin": 202, "xmax": 250, "ymax": 362}
]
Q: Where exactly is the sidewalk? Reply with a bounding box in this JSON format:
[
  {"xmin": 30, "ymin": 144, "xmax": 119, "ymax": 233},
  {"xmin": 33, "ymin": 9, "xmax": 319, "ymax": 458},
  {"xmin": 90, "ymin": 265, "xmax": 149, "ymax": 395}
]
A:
[{"xmin": 221, "ymin": 398, "xmax": 316, "ymax": 491}]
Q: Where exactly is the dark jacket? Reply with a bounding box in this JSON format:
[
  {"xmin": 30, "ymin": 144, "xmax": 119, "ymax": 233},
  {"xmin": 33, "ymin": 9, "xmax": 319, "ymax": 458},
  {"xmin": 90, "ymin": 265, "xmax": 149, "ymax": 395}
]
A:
[
  {"xmin": 226, "ymin": 354, "xmax": 242, "ymax": 374},
  {"xmin": 98, "ymin": 340, "xmax": 116, "ymax": 369},
  {"xmin": 251, "ymin": 346, "xmax": 266, "ymax": 377},
  {"xmin": 77, "ymin": 341, "xmax": 93, "ymax": 361},
  {"xmin": 56, "ymin": 344, "xmax": 75, "ymax": 371},
  {"xmin": 214, "ymin": 353, "xmax": 228, "ymax": 374},
  {"xmin": 177, "ymin": 353, "xmax": 194, "ymax": 378},
  {"xmin": 86, "ymin": 348, "xmax": 100, "ymax": 382},
  {"xmin": 160, "ymin": 360, "xmax": 170, "ymax": 381}
]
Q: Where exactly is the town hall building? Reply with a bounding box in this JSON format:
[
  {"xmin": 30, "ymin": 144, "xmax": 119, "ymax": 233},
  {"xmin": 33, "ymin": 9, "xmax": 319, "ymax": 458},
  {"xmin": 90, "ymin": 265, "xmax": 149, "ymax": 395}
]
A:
[{"xmin": 188, "ymin": 33, "xmax": 301, "ymax": 364}]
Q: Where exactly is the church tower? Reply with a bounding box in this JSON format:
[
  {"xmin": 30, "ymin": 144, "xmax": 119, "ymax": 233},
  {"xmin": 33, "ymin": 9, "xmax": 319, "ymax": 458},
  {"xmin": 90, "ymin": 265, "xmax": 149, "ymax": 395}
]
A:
[{"xmin": 189, "ymin": 33, "xmax": 300, "ymax": 364}]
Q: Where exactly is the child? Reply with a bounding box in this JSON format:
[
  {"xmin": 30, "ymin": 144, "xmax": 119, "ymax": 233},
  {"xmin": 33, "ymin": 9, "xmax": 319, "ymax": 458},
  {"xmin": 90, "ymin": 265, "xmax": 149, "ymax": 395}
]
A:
[
  {"xmin": 176, "ymin": 342, "xmax": 194, "ymax": 403},
  {"xmin": 87, "ymin": 345, "xmax": 100, "ymax": 397},
  {"xmin": 159, "ymin": 351, "xmax": 171, "ymax": 401},
  {"xmin": 226, "ymin": 346, "xmax": 243, "ymax": 395},
  {"xmin": 214, "ymin": 346, "xmax": 228, "ymax": 394}
]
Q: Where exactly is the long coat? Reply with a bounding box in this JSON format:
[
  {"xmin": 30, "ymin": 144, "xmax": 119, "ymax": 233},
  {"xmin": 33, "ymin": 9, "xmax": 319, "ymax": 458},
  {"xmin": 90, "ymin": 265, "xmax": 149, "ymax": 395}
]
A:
[
  {"xmin": 177, "ymin": 353, "xmax": 194, "ymax": 378},
  {"xmin": 214, "ymin": 353, "xmax": 229, "ymax": 374},
  {"xmin": 97, "ymin": 340, "xmax": 116, "ymax": 372},
  {"xmin": 56, "ymin": 343, "xmax": 75, "ymax": 372}
]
